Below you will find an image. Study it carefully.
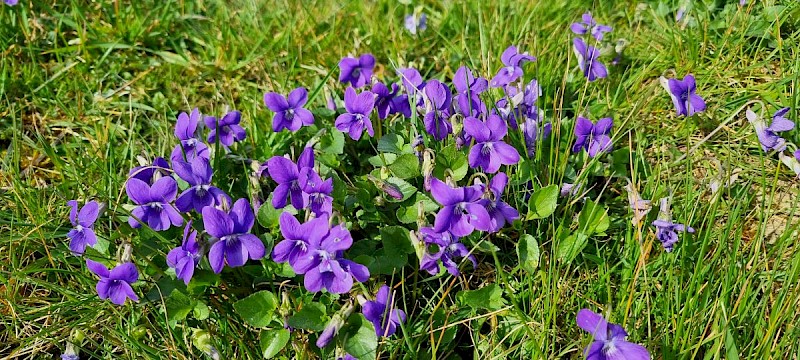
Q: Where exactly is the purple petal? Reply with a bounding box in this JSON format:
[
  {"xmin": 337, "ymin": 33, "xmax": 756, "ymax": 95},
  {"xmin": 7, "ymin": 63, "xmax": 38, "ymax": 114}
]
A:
[
  {"xmin": 208, "ymin": 241, "xmax": 226, "ymax": 273},
  {"xmin": 109, "ymin": 262, "xmax": 139, "ymax": 283},
  {"xmin": 287, "ymin": 87, "xmax": 308, "ymax": 107},
  {"xmin": 576, "ymin": 309, "xmax": 608, "ymax": 340},
  {"xmin": 77, "ymin": 201, "xmax": 100, "ymax": 227},
  {"xmin": 86, "ymin": 259, "xmax": 110, "ymax": 278},
  {"xmin": 264, "ymin": 92, "xmax": 289, "ymax": 111},
  {"xmin": 229, "ymin": 198, "xmax": 254, "ymax": 234},
  {"xmin": 202, "ymin": 207, "xmax": 234, "ymax": 239}
]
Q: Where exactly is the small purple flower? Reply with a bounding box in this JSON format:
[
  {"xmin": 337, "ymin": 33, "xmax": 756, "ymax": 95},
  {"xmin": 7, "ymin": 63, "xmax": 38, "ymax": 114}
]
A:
[
  {"xmin": 422, "ymin": 79, "xmax": 453, "ymax": 140},
  {"xmin": 338, "ymin": 54, "xmax": 375, "ymax": 88},
  {"xmin": 266, "ymin": 147, "xmax": 315, "ymax": 210},
  {"xmin": 171, "ymin": 108, "xmax": 210, "ymax": 163},
  {"xmin": 572, "ymin": 116, "xmax": 613, "ymax": 158},
  {"xmin": 372, "ymin": 82, "xmax": 410, "ymax": 119},
  {"xmin": 166, "ymin": 221, "xmax": 201, "ymax": 284},
  {"xmin": 335, "ymin": 87, "xmax": 376, "ymax": 140},
  {"xmin": 129, "ymin": 157, "xmax": 170, "ymax": 185},
  {"xmin": 781, "ymin": 151, "xmax": 800, "ymax": 178},
  {"xmin": 404, "ymin": 13, "xmax": 427, "ymax": 35},
  {"xmin": 573, "ymin": 38, "xmax": 607, "ymax": 82},
  {"xmin": 464, "ymin": 115, "xmax": 521, "ymax": 173},
  {"xmin": 264, "ymin": 87, "xmax": 315, "ymax": 132},
  {"xmin": 297, "ymin": 224, "xmax": 370, "ymax": 294},
  {"xmin": 126, "ymin": 176, "xmax": 183, "ymax": 231},
  {"xmin": 272, "ymin": 212, "xmax": 330, "ymax": 272},
  {"xmin": 747, "ymin": 107, "xmax": 794, "ymax": 152},
  {"xmin": 430, "ymin": 177, "xmax": 491, "ymax": 237},
  {"xmin": 4, "ymin": 0, "xmax": 18, "ymax": 5},
  {"xmin": 86, "ymin": 260, "xmax": 139, "ymax": 305},
  {"xmin": 300, "ymin": 168, "xmax": 334, "ymax": 217},
  {"xmin": 67, "ymin": 200, "xmax": 100, "ymax": 255},
  {"xmin": 453, "ymin": 66, "xmax": 488, "ymax": 116},
  {"xmin": 204, "ymin": 110, "xmax": 246, "ymax": 147},
  {"xmin": 576, "ymin": 309, "xmax": 650, "ymax": 360},
  {"xmin": 418, "ymin": 227, "xmax": 476, "ymax": 276},
  {"xmin": 652, "ymin": 198, "xmax": 694, "ymax": 252},
  {"xmin": 661, "ymin": 74, "xmax": 706, "ymax": 117},
  {"xmin": 490, "ymin": 45, "xmax": 536, "ymax": 88},
  {"xmin": 173, "ymin": 157, "xmax": 231, "ymax": 213},
  {"xmin": 362, "ymin": 285, "xmax": 406, "ymax": 337},
  {"xmin": 203, "ymin": 198, "xmax": 265, "ymax": 273},
  {"xmin": 479, "ymin": 173, "xmax": 519, "ymax": 232},
  {"xmin": 570, "ymin": 13, "xmax": 613, "ymax": 41}
]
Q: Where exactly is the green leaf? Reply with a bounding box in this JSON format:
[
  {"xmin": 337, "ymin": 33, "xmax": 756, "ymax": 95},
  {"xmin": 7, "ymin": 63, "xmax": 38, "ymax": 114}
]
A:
[
  {"xmin": 556, "ymin": 232, "xmax": 588, "ymax": 264},
  {"xmin": 260, "ymin": 329, "xmax": 291, "ymax": 359},
  {"xmin": 377, "ymin": 133, "xmax": 405, "ymax": 154},
  {"xmin": 343, "ymin": 315, "xmax": 378, "ymax": 360},
  {"xmin": 396, "ymin": 193, "xmax": 439, "ymax": 224},
  {"xmin": 165, "ymin": 290, "xmax": 194, "ymax": 322},
  {"xmin": 287, "ymin": 303, "xmax": 327, "ymax": 331},
  {"xmin": 578, "ymin": 200, "xmax": 609, "ymax": 235},
  {"xmin": 389, "ymin": 153, "xmax": 420, "ymax": 179},
  {"xmin": 381, "ymin": 226, "xmax": 414, "ymax": 254},
  {"xmin": 384, "ymin": 177, "xmax": 417, "ymax": 202},
  {"xmin": 517, "ymin": 234, "xmax": 540, "ymax": 273},
  {"xmin": 233, "ymin": 291, "xmax": 278, "ymax": 328},
  {"xmin": 318, "ymin": 129, "xmax": 345, "ymax": 155},
  {"xmin": 193, "ymin": 301, "xmax": 210, "ymax": 320},
  {"xmin": 526, "ymin": 184, "xmax": 559, "ymax": 219},
  {"xmin": 457, "ymin": 284, "xmax": 506, "ymax": 311},
  {"xmin": 368, "ymin": 153, "xmax": 398, "ymax": 167},
  {"xmin": 434, "ymin": 145, "xmax": 468, "ymax": 181},
  {"xmin": 368, "ymin": 249, "xmax": 407, "ymax": 275},
  {"xmin": 257, "ymin": 196, "xmax": 294, "ymax": 228}
]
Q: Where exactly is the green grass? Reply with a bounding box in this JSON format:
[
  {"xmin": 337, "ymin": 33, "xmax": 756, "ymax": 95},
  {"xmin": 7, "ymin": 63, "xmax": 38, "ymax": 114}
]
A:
[{"xmin": 2, "ymin": 0, "xmax": 800, "ymax": 359}]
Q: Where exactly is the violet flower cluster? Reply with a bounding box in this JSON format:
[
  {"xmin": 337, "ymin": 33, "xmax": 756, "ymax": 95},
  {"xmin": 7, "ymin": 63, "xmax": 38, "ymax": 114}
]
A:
[{"xmin": 570, "ymin": 13, "xmax": 612, "ymax": 82}]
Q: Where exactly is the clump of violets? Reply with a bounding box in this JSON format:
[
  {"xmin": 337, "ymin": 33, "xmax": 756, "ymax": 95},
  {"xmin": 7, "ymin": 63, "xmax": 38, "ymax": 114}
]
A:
[
  {"xmin": 66, "ymin": 200, "xmax": 100, "ymax": 255},
  {"xmin": 652, "ymin": 197, "xmax": 694, "ymax": 252},
  {"xmin": 338, "ymin": 54, "xmax": 375, "ymax": 88},
  {"xmin": 204, "ymin": 110, "xmax": 246, "ymax": 147},
  {"xmin": 660, "ymin": 74, "xmax": 706, "ymax": 117},
  {"xmin": 335, "ymin": 87, "xmax": 376, "ymax": 140},
  {"xmin": 430, "ymin": 177, "xmax": 490, "ymax": 237},
  {"xmin": 167, "ymin": 221, "xmax": 202, "ymax": 284},
  {"xmin": 202, "ymin": 198, "xmax": 265, "ymax": 273},
  {"xmin": 464, "ymin": 114, "xmax": 521, "ymax": 173},
  {"xmin": 126, "ymin": 176, "xmax": 183, "ymax": 231},
  {"xmin": 362, "ymin": 285, "xmax": 406, "ymax": 337},
  {"xmin": 404, "ymin": 13, "xmax": 427, "ymax": 35},
  {"xmin": 573, "ymin": 116, "xmax": 613, "ymax": 157},
  {"xmin": 264, "ymin": 87, "xmax": 315, "ymax": 132},
  {"xmin": 418, "ymin": 227, "xmax": 476, "ymax": 276},
  {"xmin": 570, "ymin": 13, "xmax": 612, "ymax": 41},
  {"xmin": 747, "ymin": 107, "xmax": 794, "ymax": 152},
  {"xmin": 171, "ymin": 108, "xmax": 210, "ymax": 163},
  {"xmin": 573, "ymin": 38, "xmax": 607, "ymax": 82},
  {"xmin": 86, "ymin": 260, "xmax": 139, "ymax": 305},
  {"xmin": 490, "ymin": 45, "xmax": 536, "ymax": 88},
  {"xmin": 576, "ymin": 309, "xmax": 650, "ymax": 360}
]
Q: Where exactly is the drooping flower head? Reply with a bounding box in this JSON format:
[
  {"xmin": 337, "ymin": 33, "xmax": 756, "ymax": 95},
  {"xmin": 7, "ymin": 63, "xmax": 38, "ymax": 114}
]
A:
[
  {"xmin": 202, "ymin": 198, "xmax": 265, "ymax": 273},
  {"xmin": 570, "ymin": 13, "xmax": 613, "ymax": 41},
  {"xmin": 363, "ymin": 285, "xmax": 407, "ymax": 337},
  {"xmin": 573, "ymin": 38, "xmax": 607, "ymax": 82},
  {"xmin": 67, "ymin": 200, "xmax": 100, "ymax": 255},
  {"xmin": 171, "ymin": 108, "xmax": 210, "ymax": 163},
  {"xmin": 576, "ymin": 309, "xmax": 650, "ymax": 360},
  {"xmin": 272, "ymin": 212, "xmax": 330, "ymax": 272},
  {"xmin": 490, "ymin": 45, "xmax": 536, "ymax": 88},
  {"xmin": 167, "ymin": 221, "xmax": 202, "ymax": 285},
  {"xmin": 126, "ymin": 176, "xmax": 183, "ymax": 231},
  {"xmin": 372, "ymin": 82, "xmax": 411, "ymax": 119},
  {"xmin": 522, "ymin": 117, "xmax": 552, "ymax": 158},
  {"xmin": 430, "ymin": 177, "xmax": 491, "ymax": 237},
  {"xmin": 464, "ymin": 115, "xmax": 521, "ymax": 173},
  {"xmin": 747, "ymin": 107, "xmax": 794, "ymax": 152},
  {"xmin": 660, "ymin": 74, "xmax": 706, "ymax": 117},
  {"xmin": 86, "ymin": 260, "xmax": 139, "ymax": 305},
  {"xmin": 404, "ymin": 13, "xmax": 427, "ymax": 35},
  {"xmin": 573, "ymin": 116, "xmax": 613, "ymax": 158},
  {"xmin": 421, "ymin": 79, "xmax": 454, "ymax": 140},
  {"xmin": 453, "ymin": 66, "xmax": 489, "ymax": 117},
  {"xmin": 652, "ymin": 197, "xmax": 694, "ymax": 252},
  {"xmin": 204, "ymin": 110, "xmax": 246, "ymax": 147},
  {"xmin": 173, "ymin": 157, "xmax": 231, "ymax": 213},
  {"xmin": 266, "ymin": 146, "xmax": 315, "ymax": 210},
  {"xmin": 418, "ymin": 227, "xmax": 476, "ymax": 276},
  {"xmin": 335, "ymin": 87, "xmax": 376, "ymax": 140},
  {"xmin": 264, "ymin": 87, "xmax": 315, "ymax": 132},
  {"xmin": 293, "ymin": 224, "xmax": 370, "ymax": 294},
  {"xmin": 338, "ymin": 54, "xmax": 375, "ymax": 88},
  {"xmin": 300, "ymin": 167, "xmax": 334, "ymax": 217},
  {"xmin": 478, "ymin": 173, "xmax": 520, "ymax": 232}
]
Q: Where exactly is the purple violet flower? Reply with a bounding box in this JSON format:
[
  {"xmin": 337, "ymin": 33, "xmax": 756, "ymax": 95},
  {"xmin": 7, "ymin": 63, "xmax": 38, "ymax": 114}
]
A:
[
  {"xmin": 418, "ymin": 227, "xmax": 476, "ymax": 276},
  {"xmin": 171, "ymin": 108, "xmax": 210, "ymax": 163},
  {"xmin": 490, "ymin": 45, "xmax": 536, "ymax": 88},
  {"xmin": 129, "ymin": 157, "xmax": 170, "ymax": 185},
  {"xmin": 573, "ymin": 116, "xmax": 613, "ymax": 158},
  {"xmin": 570, "ymin": 13, "xmax": 613, "ymax": 41},
  {"xmin": 430, "ymin": 177, "xmax": 491, "ymax": 237},
  {"xmin": 338, "ymin": 54, "xmax": 375, "ymax": 88},
  {"xmin": 660, "ymin": 74, "xmax": 706, "ymax": 117},
  {"xmin": 5, "ymin": 0, "xmax": 18, "ymax": 5},
  {"xmin": 295, "ymin": 224, "xmax": 370, "ymax": 294},
  {"xmin": 272, "ymin": 212, "xmax": 330, "ymax": 272},
  {"xmin": 404, "ymin": 13, "xmax": 427, "ymax": 35},
  {"xmin": 453, "ymin": 66, "xmax": 489, "ymax": 116},
  {"xmin": 202, "ymin": 198, "xmax": 265, "ymax": 273},
  {"xmin": 204, "ymin": 110, "xmax": 246, "ymax": 147},
  {"xmin": 67, "ymin": 200, "xmax": 100, "ymax": 255},
  {"xmin": 167, "ymin": 221, "xmax": 202, "ymax": 285},
  {"xmin": 335, "ymin": 87, "xmax": 376, "ymax": 140},
  {"xmin": 479, "ymin": 173, "xmax": 520, "ymax": 232},
  {"xmin": 299, "ymin": 167, "xmax": 334, "ymax": 217},
  {"xmin": 372, "ymin": 82, "xmax": 411, "ymax": 119},
  {"xmin": 747, "ymin": 107, "xmax": 794, "ymax": 152},
  {"xmin": 652, "ymin": 198, "xmax": 694, "ymax": 252},
  {"xmin": 422, "ymin": 79, "xmax": 453, "ymax": 140},
  {"xmin": 363, "ymin": 285, "xmax": 407, "ymax": 337},
  {"xmin": 173, "ymin": 157, "xmax": 231, "ymax": 213},
  {"xmin": 464, "ymin": 114, "xmax": 521, "ymax": 173},
  {"xmin": 573, "ymin": 38, "xmax": 608, "ymax": 82},
  {"xmin": 576, "ymin": 309, "xmax": 650, "ymax": 360},
  {"xmin": 126, "ymin": 176, "xmax": 183, "ymax": 231},
  {"xmin": 266, "ymin": 147, "xmax": 315, "ymax": 210},
  {"xmin": 264, "ymin": 87, "xmax": 315, "ymax": 132},
  {"xmin": 86, "ymin": 260, "xmax": 139, "ymax": 305}
]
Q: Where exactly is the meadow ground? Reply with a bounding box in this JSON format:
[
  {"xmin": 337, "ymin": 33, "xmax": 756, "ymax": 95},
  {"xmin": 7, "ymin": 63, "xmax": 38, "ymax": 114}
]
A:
[{"xmin": 1, "ymin": 0, "xmax": 800, "ymax": 359}]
